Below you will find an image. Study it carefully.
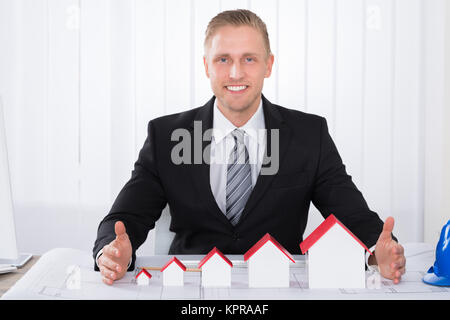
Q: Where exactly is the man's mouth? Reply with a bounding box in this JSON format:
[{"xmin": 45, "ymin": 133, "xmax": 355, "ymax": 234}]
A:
[{"xmin": 226, "ymin": 85, "xmax": 248, "ymax": 92}]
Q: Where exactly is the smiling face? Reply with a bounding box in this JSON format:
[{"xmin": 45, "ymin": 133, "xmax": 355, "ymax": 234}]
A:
[{"xmin": 203, "ymin": 25, "xmax": 274, "ymax": 125}]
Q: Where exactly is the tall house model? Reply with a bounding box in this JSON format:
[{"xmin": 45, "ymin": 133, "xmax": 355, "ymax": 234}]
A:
[
  {"xmin": 300, "ymin": 214, "xmax": 372, "ymax": 289},
  {"xmin": 244, "ymin": 233, "xmax": 295, "ymax": 288},
  {"xmin": 198, "ymin": 247, "xmax": 233, "ymax": 287},
  {"xmin": 160, "ymin": 256, "xmax": 187, "ymax": 286}
]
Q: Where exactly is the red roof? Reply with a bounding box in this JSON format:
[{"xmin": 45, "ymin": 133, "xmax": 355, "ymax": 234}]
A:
[
  {"xmin": 160, "ymin": 256, "xmax": 187, "ymax": 272},
  {"xmin": 135, "ymin": 268, "xmax": 152, "ymax": 279},
  {"xmin": 198, "ymin": 247, "xmax": 233, "ymax": 268},
  {"xmin": 244, "ymin": 233, "xmax": 295, "ymax": 263},
  {"xmin": 300, "ymin": 214, "xmax": 372, "ymax": 254}
]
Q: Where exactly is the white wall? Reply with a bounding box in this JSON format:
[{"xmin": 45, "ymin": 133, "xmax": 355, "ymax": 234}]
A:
[
  {"xmin": 0, "ymin": 0, "xmax": 447, "ymax": 255},
  {"xmin": 423, "ymin": 0, "xmax": 450, "ymax": 245},
  {"xmin": 445, "ymin": 0, "xmax": 450, "ymax": 238}
]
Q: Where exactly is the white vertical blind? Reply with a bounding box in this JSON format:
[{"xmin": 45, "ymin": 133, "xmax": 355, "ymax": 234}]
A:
[
  {"xmin": 0, "ymin": 0, "xmax": 444, "ymax": 255},
  {"xmin": 391, "ymin": 0, "xmax": 422, "ymax": 243},
  {"xmin": 423, "ymin": 0, "xmax": 449, "ymax": 244}
]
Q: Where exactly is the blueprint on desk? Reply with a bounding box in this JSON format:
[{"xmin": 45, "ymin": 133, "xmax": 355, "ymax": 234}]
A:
[{"xmin": 2, "ymin": 243, "xmax": 449, "ymax": 300}]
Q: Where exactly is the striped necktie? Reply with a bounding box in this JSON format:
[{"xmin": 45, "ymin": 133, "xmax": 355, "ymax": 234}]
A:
[{"xmin": 226, "ymin": 129, "xmax": 252, "ymax": 226}]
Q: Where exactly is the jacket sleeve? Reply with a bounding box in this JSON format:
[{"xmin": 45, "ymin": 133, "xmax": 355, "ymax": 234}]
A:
[
  {"xmin": 93, "ymin": 120, "xmax": 168, "ymax": 271},
  {"xmin": 311, "ymin": 117, "xmax": 396, "ymax": 249}
]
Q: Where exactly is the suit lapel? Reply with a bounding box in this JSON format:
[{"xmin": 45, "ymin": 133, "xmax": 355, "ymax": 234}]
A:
[
  {"xmin": 187, "ymin": 95, "xmax": 291, "ymax": 229},
  {"xmin": 236, "ymin": 95, "xmax": 291, "ymax": 226},
  {"xmin": 187, "ymin": 97, "xmax": 234, "ymax": 229}
]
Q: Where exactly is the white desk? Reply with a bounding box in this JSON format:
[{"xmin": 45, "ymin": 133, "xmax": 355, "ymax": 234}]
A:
[{"xmin": 2, "ymin": 243, "xmax": 449, "ymax": 300}]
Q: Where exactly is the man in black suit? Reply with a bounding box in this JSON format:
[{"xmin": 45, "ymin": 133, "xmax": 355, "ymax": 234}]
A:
[{"xmin": 94, "ymin": 9, "xmax": 406, "ymax": 285}]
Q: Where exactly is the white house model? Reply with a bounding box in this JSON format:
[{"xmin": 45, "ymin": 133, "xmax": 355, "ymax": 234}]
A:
[
  {"xmin": 244, "ymin": 233, "xmax": 295, "ymax": 288},
  {"xmin": 135, "ymin": 268, "xmax": 152, "ymax": 286},
  {"xmin": 198, "ymin": 247, "xmax": 233, "ymax": 287},
  {"xmin": 160, "ymin": 256, "xmax": 186, "ymax": 286},
  {"xmin": 300, "ymin": 214, "xmax": 372, "ymax": 289}
]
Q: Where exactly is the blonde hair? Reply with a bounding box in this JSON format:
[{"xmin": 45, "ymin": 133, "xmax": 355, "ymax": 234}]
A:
[{"xmin": 204, "ymin": 9, "xmax": 272, "ymax": 57}]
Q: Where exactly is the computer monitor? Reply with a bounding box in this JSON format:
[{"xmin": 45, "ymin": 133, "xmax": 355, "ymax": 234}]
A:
[{"xmin": 0, "ymin": 96, "xmax": 31, "ymax": 268}]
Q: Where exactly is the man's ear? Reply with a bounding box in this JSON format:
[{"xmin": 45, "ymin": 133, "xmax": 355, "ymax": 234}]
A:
[
  {"xmin": 264, "ymin": 54, "xmax": 275, "ymax": 78},
  {"xmin": 203, "ymin": 55, "xmax": 210, "ymax": 78}
]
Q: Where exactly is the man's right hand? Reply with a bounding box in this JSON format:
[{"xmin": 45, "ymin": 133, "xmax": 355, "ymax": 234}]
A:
[{"xmin": 98, "ymin": 221, "xmax": 132, "ymax": 285}]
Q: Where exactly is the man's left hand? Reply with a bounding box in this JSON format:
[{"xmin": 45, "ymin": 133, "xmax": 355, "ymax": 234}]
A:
[{"xmin": 369, "ymin": 217, "xmax": 406, "ymax": 284}]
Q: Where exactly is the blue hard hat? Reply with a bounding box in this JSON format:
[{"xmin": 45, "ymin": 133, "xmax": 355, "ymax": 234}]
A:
[{"xmin": 423, "ymin": 220, "xmax": 450, "ymax": 286}]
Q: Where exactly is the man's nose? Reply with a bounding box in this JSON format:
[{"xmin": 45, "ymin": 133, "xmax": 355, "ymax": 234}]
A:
[{"xmin": 229, "ymin": 62, "xmax": 244, "ymax": 79}]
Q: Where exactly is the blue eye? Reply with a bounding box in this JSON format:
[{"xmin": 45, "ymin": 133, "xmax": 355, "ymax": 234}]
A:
[
  {"xmin": 220, "ymin": 58, "xmax": 227, "ymax": 63},
  {"xmin": 246, "ymin": 57, "xmax": 254, "ymax": 62}
]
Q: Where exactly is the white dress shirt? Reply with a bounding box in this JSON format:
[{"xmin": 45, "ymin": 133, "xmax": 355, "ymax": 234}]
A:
[{"xmin": 209, "ymin": 98, "xmax": 266, "ymax": 215}]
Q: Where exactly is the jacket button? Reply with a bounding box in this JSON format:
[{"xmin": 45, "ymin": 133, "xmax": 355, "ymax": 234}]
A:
[{"xmin": 233, "ymin": 233, "xmax": 239, "ymax": 241}]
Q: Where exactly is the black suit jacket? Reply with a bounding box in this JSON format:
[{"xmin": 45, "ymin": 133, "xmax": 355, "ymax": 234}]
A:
[{"xmin": 93, "ymin": 95, "xmax": 387, "ymax": 270}]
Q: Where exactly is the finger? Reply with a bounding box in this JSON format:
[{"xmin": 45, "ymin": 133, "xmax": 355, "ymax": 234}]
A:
[
  {"xmin": 379, "ymin": 217, "xmax": 395, "ymax": 241},
  {"xmin": 99, "ymin": 264, "xmax": 116, "ymax": 278},
  {"xmin": 393, "ymin": 267, "xmax": 405, "ymax": 284},
  {"xmin": 392, "ymin": 243, "xmax": 404, "ymax": 255},
  {"xmin": 98, "ymin": 253, "xmax": 122, "ymax": 273},
  {"xmin": 102, "ymin": 277, "xmax": 113, "ymax": 285},
  {"xmin": 390, "ymin": 249, "xmax": 406, "ymax": 265},
  {"xmin": 103, "ymin": 243, "xmax": 120, "ymax": 258},
  {"xmin": 397, "ymin": 266, "xmax": 406, "ymax": 276},
  {"xmin": 396, "ymin": 255, "xmax": 406, "ymax": 268},
  {"xmin": 390, "ymin": 258, "xmax": 406, "ymax": 271},
  {"xmin": 99, "ymin": 265, "xmax": 118, "ymax": 283},
  {"xmin": 115, "ymin": 221, "xmax": 127, "ymax": 240},
  {"xmin": 390, "ymin": 261, "xmax": 405, "ymax": 282}
]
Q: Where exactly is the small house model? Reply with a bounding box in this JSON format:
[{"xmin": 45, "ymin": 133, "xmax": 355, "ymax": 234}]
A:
[
  {"xmin": 160, "ymin": 256, "xmax": 186, "ymax": 286},
  {"xmin": 244, "ymin": 233, "xmax": 295, "ymax": 288},
  {"xmin": 135, "ymin": 268, "xmax": 152, "ymax": 286},
  {"xmin": 300, "ymin": 214, "xmax": 372, "ymax": 289},
  {"xmin": 198, "ymin": 247, "xmax": 233, "ymax": 287}
]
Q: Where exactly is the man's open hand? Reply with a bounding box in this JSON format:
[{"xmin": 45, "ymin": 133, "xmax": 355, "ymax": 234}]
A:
[
  {"xmin": 370, "ymin": 217, "xmax": 406, "ymax": 284},
  {"xmin": 98, "ymin": 221, "xmax": 132, "ymax": 285}
]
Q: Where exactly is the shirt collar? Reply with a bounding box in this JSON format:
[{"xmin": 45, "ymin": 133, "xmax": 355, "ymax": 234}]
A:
[{"xmin": 212, "ymin": 97, "xmax": 265, "ymax": 145}]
